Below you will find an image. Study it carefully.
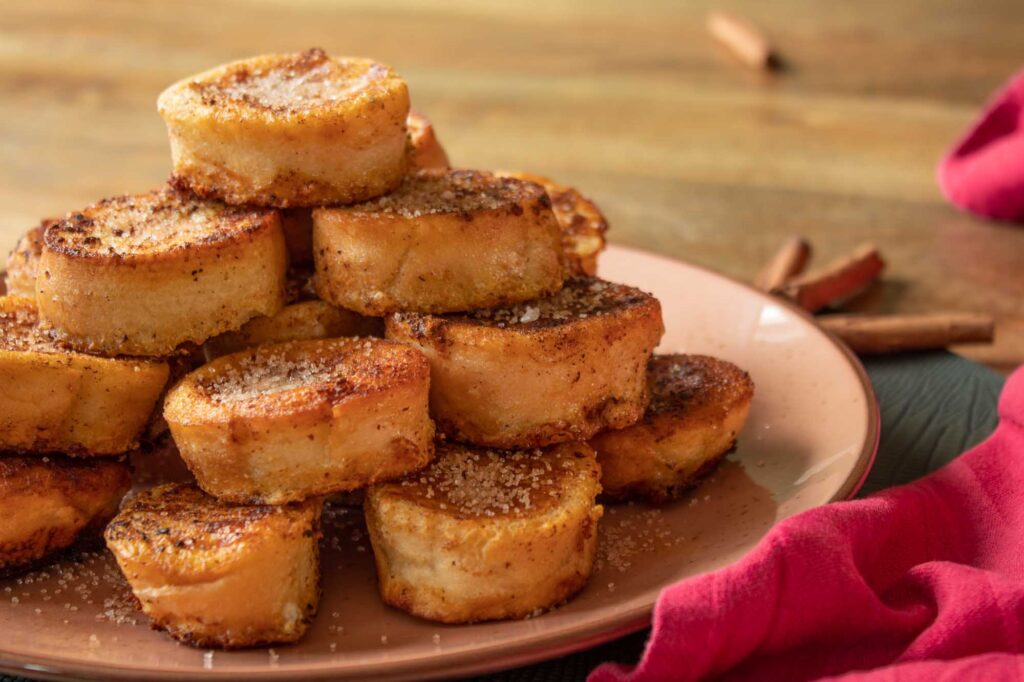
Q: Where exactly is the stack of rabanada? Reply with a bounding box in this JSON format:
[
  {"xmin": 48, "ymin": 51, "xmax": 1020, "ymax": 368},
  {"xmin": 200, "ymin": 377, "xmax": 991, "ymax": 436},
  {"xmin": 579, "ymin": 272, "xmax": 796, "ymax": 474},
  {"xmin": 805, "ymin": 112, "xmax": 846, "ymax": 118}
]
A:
[{"xmin": 1, "ymin": 49, "xmax": 754, "ymax": 648}]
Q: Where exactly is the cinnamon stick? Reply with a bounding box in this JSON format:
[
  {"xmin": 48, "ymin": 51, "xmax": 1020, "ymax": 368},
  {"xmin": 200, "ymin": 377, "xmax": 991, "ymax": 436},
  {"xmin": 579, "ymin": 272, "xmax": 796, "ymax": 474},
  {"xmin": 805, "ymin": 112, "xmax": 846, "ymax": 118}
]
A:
[
  {"xmin": 780, "ymin": 244, "xmax": 885, "ymax": 313},
  {"xmin": 706, "ymin": 11, "xmax": 776, "ymax": 70},
  {"xmin": 818, "ymin": 313, "xmax": 995, "ymax": 354},
  {"xmin": 755, "ymin": 236, "xmax": 811, "ymax": 292}
]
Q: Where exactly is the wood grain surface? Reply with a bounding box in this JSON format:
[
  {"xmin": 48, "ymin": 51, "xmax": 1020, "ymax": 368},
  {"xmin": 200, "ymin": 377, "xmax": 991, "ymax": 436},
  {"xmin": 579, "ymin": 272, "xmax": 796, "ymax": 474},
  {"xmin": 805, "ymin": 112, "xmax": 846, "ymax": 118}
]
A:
[{"xmin": 2, "ymin": 0, "xmax": 1022, "ymax": 371}]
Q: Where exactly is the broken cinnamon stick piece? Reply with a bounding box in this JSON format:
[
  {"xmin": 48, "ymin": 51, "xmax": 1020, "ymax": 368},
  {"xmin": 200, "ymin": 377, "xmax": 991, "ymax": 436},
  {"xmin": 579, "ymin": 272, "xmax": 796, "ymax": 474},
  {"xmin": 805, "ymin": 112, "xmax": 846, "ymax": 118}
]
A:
[
  {"xmin": 818, "ymin": 313, "xmax": 995, "ymax": 354},
  {"xmin": 780, "ymin": 244, "xmax": 885, "ymax": 313},
  {"xmin": 755, "ymin": 236, "xmax": 811, "ymax": 292},
  {"xmin": 707, "ymin": 11, "xmax": 777, "ymax": 70}
]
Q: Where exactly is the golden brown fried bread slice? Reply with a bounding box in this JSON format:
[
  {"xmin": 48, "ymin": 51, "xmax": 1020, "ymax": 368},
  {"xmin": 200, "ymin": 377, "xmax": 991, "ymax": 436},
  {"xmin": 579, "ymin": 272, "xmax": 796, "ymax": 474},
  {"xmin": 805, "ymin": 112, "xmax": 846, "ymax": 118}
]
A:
[
  {"xmin": 591, "ymin": 355, "xmax": 754, "ymax": 503},
  {"xmin": 365, "ymin": 440, "xmax": 602, "ymax": 623},
  {"xmin": 4, "ymin": 220, "xmax": 51, "ymax": 298},
  {"xmin": 1, "ymin": 454, "xmax": 130, "ymax": 575},
  {"xmin": 386, "ymin": 277, "xmax": 663, "ymax": 448},
  {"xmin": 313, "ymin": 169, "xmax": 564, "ymax": 315},
  {"xmin": 104, "ymin": 483, "xmax": 321, "ymax": 648},
  {"xmin": 203, "ymin": 300, "xmax": 383, "ymax": 360},
  {"xmin": 0, "ymin": 296, "xmax": 169, "ymax": 455},
  {"xmin": 407, "ymin": 110, "xmax": 450, "ymax": 169},
  {"xmin": 160, "ymin": 48, "xmax": 410, "ymax": 207},
  {"xmin": 164, "ymin": 338, "xmax": 434, "ymax": 504},
  {"xmin": 35, "ymin": 188, "xmax": 287, "ymax": 356},
  {"xmin": 497, "ymin": 171, "xmax": 608, "ymax": 276}
]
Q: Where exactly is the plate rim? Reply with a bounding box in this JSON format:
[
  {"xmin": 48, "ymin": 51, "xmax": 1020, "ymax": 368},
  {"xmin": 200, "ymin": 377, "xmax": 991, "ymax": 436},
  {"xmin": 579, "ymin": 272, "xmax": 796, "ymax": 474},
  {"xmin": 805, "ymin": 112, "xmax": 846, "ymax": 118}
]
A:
[{"xmin": 0, "ymin": 244, "xmax": 880, "ymax": 681}]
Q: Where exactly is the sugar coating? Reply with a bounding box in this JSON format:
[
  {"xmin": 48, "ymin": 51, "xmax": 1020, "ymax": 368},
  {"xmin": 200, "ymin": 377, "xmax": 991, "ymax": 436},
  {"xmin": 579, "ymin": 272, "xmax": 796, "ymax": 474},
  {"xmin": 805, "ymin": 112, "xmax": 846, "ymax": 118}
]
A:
[
  {"xmin": 0, "ymin": 300, "xmax": 62, "ymax": 353},
  {"xmin": 45, "ymin": 189, "xmax": 272, "ymax": 257},
  {"xmin": 190, "ymin": 48, "xmax": 396, "ymax": 114},
  {"xmin": 346, "ymin": 169, "xmax": 544, "ymax": 219},
  {"xmin": 396, "ymin": 443, "xmax": 588, "ymax": 518},
  {"xmin": 194, "ymin": 339, "xmax": 414, "ymax": 406},
  {"xmin": 647, "ymin": 355, "xmax": 754, "ymax": 416},
  {"xmin": 199, "ymin": 356, "xmax": 343, "ymax": 403},
  {"xmin": 104, "ymin": 484, "xmax": 305, "ymax": 555},
  {"xmin": 462, "ymin": 277, "xmax": 652, "ymax": 329}
]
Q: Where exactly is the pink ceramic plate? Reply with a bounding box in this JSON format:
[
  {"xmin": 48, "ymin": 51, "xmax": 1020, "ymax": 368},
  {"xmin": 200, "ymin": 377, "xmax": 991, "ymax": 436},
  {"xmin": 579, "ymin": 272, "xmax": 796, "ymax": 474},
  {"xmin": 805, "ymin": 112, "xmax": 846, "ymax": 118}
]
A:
[{"xmin": 0, "ymin": 244, "xmax": 879, "ymax": 681}]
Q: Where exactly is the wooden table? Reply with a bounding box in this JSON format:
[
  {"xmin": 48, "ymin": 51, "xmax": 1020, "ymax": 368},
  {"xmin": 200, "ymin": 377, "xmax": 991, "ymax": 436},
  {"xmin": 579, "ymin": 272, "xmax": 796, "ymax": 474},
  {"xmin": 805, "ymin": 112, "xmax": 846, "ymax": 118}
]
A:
[{"xmin": 2, "ymin": 0, "xmax": 1023, "ymax": 372}]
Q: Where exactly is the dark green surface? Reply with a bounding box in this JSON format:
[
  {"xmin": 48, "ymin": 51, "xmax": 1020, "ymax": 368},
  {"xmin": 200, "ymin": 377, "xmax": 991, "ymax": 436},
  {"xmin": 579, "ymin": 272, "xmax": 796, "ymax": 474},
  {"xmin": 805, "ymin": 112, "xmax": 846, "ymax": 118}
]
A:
[{"xmin": 2, "ymin": 352, "xmax": 1008, "ymax": 682}]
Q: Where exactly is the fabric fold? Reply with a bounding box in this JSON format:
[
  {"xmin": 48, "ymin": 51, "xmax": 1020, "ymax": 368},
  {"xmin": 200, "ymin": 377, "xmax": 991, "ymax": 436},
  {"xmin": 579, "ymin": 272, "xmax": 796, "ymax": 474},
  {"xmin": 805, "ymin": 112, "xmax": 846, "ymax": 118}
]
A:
[
  {"xmin": 591, "ymin": 366, "xmax": 1024, "ymax": 681},
  {"xmin": 938, "ymin": 69, "xmax": 1024, "ymax": 222}
]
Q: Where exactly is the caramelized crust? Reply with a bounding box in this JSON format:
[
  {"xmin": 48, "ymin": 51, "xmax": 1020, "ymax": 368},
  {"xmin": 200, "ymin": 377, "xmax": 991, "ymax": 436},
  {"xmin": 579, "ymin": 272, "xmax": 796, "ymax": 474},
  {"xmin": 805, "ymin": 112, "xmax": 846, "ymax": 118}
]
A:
[
  {"xmin": 0, "ymin": 296, "xmax": 169, "ymax": 455},
  {"xmin": 591, "ymin": 354, "xmax": 754, "ymax": 503},
  {"xmin": 347, "ymin": 168, "xmax": 542, "ymax": 217},
  {"xmin": 0, "ymin": 454, "xmax": 130, "ymax": 574},
  {"xmin": 498, "ymin": 171, "xmax": 608, "ymax": 276},
  {"xmin": 203, "ymin": 299, "xmax": 383, "ymax": 360},
  {"xmin": 164, "ymin": 338, "xmax": 435, "ymax": 504},
  {"xmin": 45, "ymin": 191, "xmax": 271, "ymax": 257},
  {"xmin": 365, "ymin": 441, "xmax": 603, "ymax": 623},
  {"xmin": 313, "ymin": 169, "xmax": 564, "ymax": 315},
  {"xmin": 386, "ymin": 277, "xmax": 664, "ymax": 447},
  {"xmin": 105, "ymin": 483, "xmax": 321, "ymax": 648},
  {"xmin": 407, "ymin": 110, "xmax": 450, "ymax": 169},
  {"xmin": 36, "ymin": 188, "xmax": 287, "ymax": 356},
  {"xmin": 159, "ymin": 48, "xmax": 410, "ymax": 207},
  {"xmin": 4, "ymin": 220, "xmax": 50, "ymax": 298},
  {"xmin": 184, "ymin": 49, "xmax": 397, "ymax": 116}
]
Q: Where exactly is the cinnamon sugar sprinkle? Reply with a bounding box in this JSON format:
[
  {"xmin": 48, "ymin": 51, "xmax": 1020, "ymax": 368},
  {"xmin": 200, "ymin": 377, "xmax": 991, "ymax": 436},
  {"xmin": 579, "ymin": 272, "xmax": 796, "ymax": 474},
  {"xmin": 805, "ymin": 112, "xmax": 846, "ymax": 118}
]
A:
[
  {"xmin": 647, "ymin": 355, "xmax": 753, "ymax": 415},
  {"xmin": 348, "ymin": 170, "xmax": 541, "ymax": 219},
  {"xmin": 397, "ymin": 444, "xmax": 583, "ymax": 518},
  {"xmin": 0, "ymin": 300, "xmax": 61, "ymax": 353},
  {"xmin": 199, "ymin": 355, "xmax": 343, "ymax": 403},
  {"xmin": 46, "ymin": 189, "xmax": 269, "ymax": 257},
  {"xmin": 191, "ymin": 48, "xmax": 393, "ymax": 114},
  {"xmin": 596, "ymin": 505, "xmax": 687, "ymax": 574},
  {"xmin": 463, "ymin": 277, "xmax": 652, "ymax": 329},
  {"xmin": 3, "ymin": 549, "xmax": 142, "ymax": 627},
  {"xmin": 195, "ymin": 340, "xmax": 398, "ymax": 404}
]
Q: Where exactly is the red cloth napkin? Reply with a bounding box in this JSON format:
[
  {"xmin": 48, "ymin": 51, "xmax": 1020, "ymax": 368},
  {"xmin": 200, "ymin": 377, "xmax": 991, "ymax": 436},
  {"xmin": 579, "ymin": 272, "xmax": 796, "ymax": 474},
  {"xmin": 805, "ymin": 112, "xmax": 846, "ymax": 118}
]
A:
[
  {"xmin": 938, "ymin": 69, "xmax": 1024, "ymax": 221},
  {"xmin": 590, "ymin": 365, "xmax": 1024, "ymax": 682}
]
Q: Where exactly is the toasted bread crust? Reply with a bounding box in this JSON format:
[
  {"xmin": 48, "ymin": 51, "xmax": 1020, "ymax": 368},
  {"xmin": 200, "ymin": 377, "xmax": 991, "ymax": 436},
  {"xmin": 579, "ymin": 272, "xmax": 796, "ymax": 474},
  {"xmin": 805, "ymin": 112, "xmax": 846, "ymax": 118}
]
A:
[
  {"xmin": 4, "ymin": 220, "xmax": 50, "ymax": 298},
  {"xmin": 365, "ymin": 441, "xmax": 602, "ymax": 623},
  {"xmin": 35, "ymin": 189, "xmax": 287, "ymax": 356},
  {"xmin": 159, "ymin": 49, "xmax": 410, "ymax": 207},
  {"xmin": 0, "ymin": 296, "xmax": 170, "ymax": 455},
  {"xmin": 497, "ymin": 171, "xmax": 608, "ymax": 276},
  {"xmin": 105, "ymin": 484, "xmax": 322, "ymax": 648},
  {"xmin": 0, "ymin": 454, "xmax": 130, "ymax": 574},
  {"xmin": 203, "ymin": 300, "xmax": 383, "ymax": 360},
  {"xmin": 386, "ymin": 278, "xmax": 664, "ymax": 447},
  {"xmin": 407, "ymin": 110, "xmax": 450, "ymax": 169},
  {"xmin": 591, "ymin": 354, "xmax": 754, "ymax": 503},
  {"xmin": 165, "ymin": 338, "xmax": 435, "ymax": 504},
  {"xmin": 313, "ymin": 169, "xmax": 564, "ymax": 315}
]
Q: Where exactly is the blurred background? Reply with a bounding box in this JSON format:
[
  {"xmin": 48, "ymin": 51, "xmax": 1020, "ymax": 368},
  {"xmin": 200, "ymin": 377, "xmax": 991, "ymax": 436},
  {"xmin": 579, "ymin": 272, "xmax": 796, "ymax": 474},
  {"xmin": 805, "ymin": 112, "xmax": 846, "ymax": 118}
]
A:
[{"xmin": 2, "ymin": 0, "xmax": 1023, "ymax": 370}]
